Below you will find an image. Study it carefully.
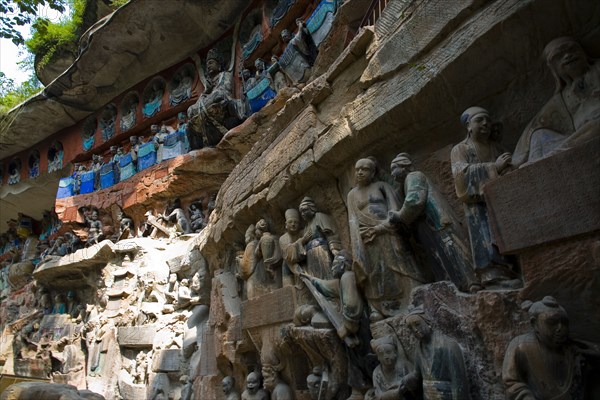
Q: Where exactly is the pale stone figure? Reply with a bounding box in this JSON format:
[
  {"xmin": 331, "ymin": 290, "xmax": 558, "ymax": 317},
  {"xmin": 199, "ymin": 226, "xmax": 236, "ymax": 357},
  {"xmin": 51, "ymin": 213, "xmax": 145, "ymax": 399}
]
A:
[
  {"xmin": 223, "ymin": 375, "xmax": 241, "ymax": 400},
  {"xmin": 180, "ymin": 375, "xmax": 193, "ymax": 400},
  {"xmin": 347, "ymin": 158, "xmax": 427, "ymax": 321},
  {"xmin": 254, "ymin": 219, "xmax": 282, "ymax": 284},
  {"xmin": 262, "ymin": 356, "xmax": 294, "ymax": 400},
  {"xmin": 365, "ymin": 336, "xmax": 415, "ymax": 400},
  {"xmin": 502, "ymin": 296, "xmax": 585, "ymax": 400},
  {"xmin": 513, "ymin": 37, "xmax": 599, "ymax": 165},
  {"xmin": 160, "ymin": 199, "xmax": 191, "ymax": 234},
  {"xmin": 279, "ymin": 208, "xmax": 303, "ymax": 286},
  {"xmin": 389, "ymin": 153, "xmax": 477, "ymax": 292},
  {"xmin": 403, "ymin": 308, "xmax": 470, "ymax": 400},
  {"xmin": 239, "ymin": 224, "xmax": 261, "ymax": 299},
  {"xmin": 450, "ymin": 107, "xmax": 519, "ymax": 289},
  {"xmin": 298, "ymin": 197, "xmax": 341, "ymax": 280},
  {"xmin": 242, "ymin": 371, "xmax": 268, "ymax": 400},
  {"xmin": 84, "ymin": 209, "xmax": 104, "ymax": 246}
]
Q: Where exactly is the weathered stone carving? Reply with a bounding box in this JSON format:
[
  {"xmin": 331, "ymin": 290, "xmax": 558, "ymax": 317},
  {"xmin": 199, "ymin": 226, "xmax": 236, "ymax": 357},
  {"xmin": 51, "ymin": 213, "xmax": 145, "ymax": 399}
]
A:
[
  {"xmin": 389, "ymin": 152, "xmax": 477, "ymax": 292},
  {"xmin": 502, "ymin": 296, "xmax": 585, "ymax": 400},
  {"xmin": 347, "ymin": 158, "xmax": 426, "ymax": 321},
  {"xmin": 255, "ymin": 219, "xmax": 282, "ymax": 284},
  {"xmin": 365, "ymin": 335, "xmax": 413, "ymax": 400},
  {"xmin": 8, "ymin": 158, "xmax": 21, "ymax": 185},
  {"xmin": 513, "ymin": 38, "xmax": 599, "ymax": 166},
  {"xmin": 100, "ymin": 104, "xmax": 117, "ymax": 142},
  {"xmin": 28, "ymin": 150, "xmax": 40, "ymax": 178},
  {"xmin": 403, "ymin": 307, "xmax": 470, "ymax": 400},
  {"xmin": 223, "ymin": 375, "xmax": 241, "ymax": 400},
  {"xmin": 47, "ymin": 141, "xmax": 64, "ymax": 173},
  {"xmin": 169, "ymin": 65, "xmax": 194, "ymax": 106},
  {"xmin": 120, "ymin": 94, "xmax": 138, "ymax": 132},
  {"xmin": 82, "ymin": 208, "xmax": 104, "ymax": 246},
  {"xmin": 262, "ymin": 352, "xmax": 294, "ymax": 400},
  {"xmin": 188, "ymin": 201, "xmax": 206, "ymax": 233},
  {"xmin": 159, "ymin": 199, "xmax": 191, "ymax": 234},
  {"xmin": 279, "ymin": 208, "xmax": 303, "ymax": 286},
  {"xmin": 450, "ymin": 107, "xmax": 520, "ymax": 289},
  {"xmin": 279, "ymin": 19, "xmax": 319, "ymax": 83},
  {"xmin": 242, "ymin": 371, "xmax": 269, "ymax": 400},
  {"xmin": 117, "ymin": 210, "xmax": 134, "ymax": 240},
  {"xmin": 187, "ymin": 48, "xmax": 243, "ymax": 148}
]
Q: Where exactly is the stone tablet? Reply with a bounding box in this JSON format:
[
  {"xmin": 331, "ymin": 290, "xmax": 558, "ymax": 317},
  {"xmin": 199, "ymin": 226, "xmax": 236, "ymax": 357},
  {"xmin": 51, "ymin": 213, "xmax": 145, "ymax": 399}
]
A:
[{"xmin": 117, "ymin": 326, "xmax": 157, "ymax": 348}]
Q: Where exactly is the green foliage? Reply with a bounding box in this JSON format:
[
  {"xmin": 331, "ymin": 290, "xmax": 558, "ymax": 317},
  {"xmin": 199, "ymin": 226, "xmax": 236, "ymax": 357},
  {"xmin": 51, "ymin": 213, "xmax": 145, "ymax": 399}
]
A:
[
  {"xmin": 109, "ymin": 0, "xmax": 128, "ymax": 7},
  {"xmin": 25, "ymin": 0, "xmax": 87, "ymax": 70},
  {"xmin": 0, "ymin": 72, "xmax": 42, "ymax": 112},
  {"xmin": 0, "ymin": 0, "xmax": 66, "ymax": 45}
]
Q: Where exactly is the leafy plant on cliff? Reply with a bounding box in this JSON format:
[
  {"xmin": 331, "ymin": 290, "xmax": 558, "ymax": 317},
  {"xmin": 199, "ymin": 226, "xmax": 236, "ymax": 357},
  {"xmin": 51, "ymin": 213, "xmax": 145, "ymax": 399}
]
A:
[
  {"xmin": 0, "ymin": 0, "xmax": 67, "ymax": 45},
  {"xmin": 0, "ymin": 72, "xmax": 42, "ymax": 113}
]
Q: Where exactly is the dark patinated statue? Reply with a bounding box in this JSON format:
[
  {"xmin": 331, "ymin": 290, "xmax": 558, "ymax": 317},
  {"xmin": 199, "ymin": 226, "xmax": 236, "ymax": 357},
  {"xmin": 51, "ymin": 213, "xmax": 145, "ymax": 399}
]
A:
[
  {"xmin": 365, "ymin": 335, "xmax": 415, "ymax": 400},
  {"xmin": 347, "ymin": 158, "xmax": 427, "ymax": 321},
  {"xmin": 451, "ymin": 107, "xmax": 520, "ymax": 289},
  {"xmin": 241, "ymin": 371, "xmax": 268, "ymax": 400}
]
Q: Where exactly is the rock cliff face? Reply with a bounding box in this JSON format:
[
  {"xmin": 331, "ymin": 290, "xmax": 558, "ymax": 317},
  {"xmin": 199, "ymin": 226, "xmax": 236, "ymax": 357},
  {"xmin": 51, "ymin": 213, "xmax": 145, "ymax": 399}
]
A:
[{"xmin": 1, "ymin": 0, "xmax": 599, "ymax": 399}]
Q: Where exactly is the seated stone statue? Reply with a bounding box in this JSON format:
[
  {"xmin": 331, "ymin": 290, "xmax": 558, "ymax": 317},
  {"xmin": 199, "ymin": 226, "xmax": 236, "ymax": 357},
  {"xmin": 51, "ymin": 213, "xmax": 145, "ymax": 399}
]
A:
[
  {"xmin": 187, "ymin": 48, "xmax": 243, "ymax": 148},
  {"xmin": 262, "ymin": 353, "xmax": 293, "ymax": 400},
  {"xmin": 159, "ymin": 199, "xmax": 191, "ymax": 234},
  {"xmin": 188, "ymin": 201, "xmax": 206, "ymax": 233},
  {"xmin": 513, "ymin": 37, "xmax": 599, "ymax": 166},
  {"xmin": 402, "ymin": 307, "xmax": 470, "ymax": 400},
  {"xmin": 241, "ymin": 371, "xmax": 268, "ymax": 400},
  {"xmin": 365, "ymin": 335, "xmax": 415, "ymax": 400},
  {"xmin": 502, "ymin": 296, "xmax": 585, "ymax": 400}
]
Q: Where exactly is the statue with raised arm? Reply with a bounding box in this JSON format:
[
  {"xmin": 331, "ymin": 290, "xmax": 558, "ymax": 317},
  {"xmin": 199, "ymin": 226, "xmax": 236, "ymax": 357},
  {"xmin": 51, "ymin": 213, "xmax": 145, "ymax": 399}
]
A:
[
  {"xmin": 513, "ymin": 37, "xmax": 599, "ymax": 166},
  {"xmin": 187, "ymin": 48, "xmax": 243, "ymax": 148},
  {"xmin": 347, "ymin": 158, "xmax": 427, "ymax": 321},
  {"xmin": 451, "ymin": 107, "xmax": 520, "ymax": 289},
  {"xmin": 502, "ymin": 296, "xmax": 586, "ymax": 400},
  {"xmin": 389, "ymin": 153, "xmax": 478, "ymax": 292}
]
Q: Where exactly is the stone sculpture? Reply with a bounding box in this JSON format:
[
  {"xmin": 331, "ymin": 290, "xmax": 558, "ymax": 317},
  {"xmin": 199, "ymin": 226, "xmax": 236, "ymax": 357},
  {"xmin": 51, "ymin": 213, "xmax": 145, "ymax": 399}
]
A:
[
  {"xmin": 223, "ymin": 375, "xmax": 241, "ymax": 400},
  {"xmin": 180, "ymin": 375, "xmax": 194, "ymax": 400},
  {"xmin": 279, "ymin": 19, "xmax": 318, "ymax": 83},
  {"xmin": 170, "ymin": 68, "xmax": 194, "ymax": 106},
  {"xmin": 29, "ymin": 151, "xmax": 40, "ymax": 178},
  {"xmin": 120, "ymin": 97, "xmax": 137, "ymax": 132},
  {"xmin": 279, "ymin": 208, "xmax": 303, "ymax": 286},
  {"xmin": 502, "ymin": 296, "xmax": 585, "ymax": 400},
  {"xmin": 450, "ymin": 107, "xmax": 520, "ymax": 289},
  {"xmin": 143, "ymin": 81, "xmax": 163, "ymax": 118},
  {"xmin": 188, "ymin": 201, "xmax": 206, "ymax": 233},
  {"xmin": 117, "ymin": 210, "xmax": 134, "ymax": 239},
  {"xmin": 7, "ymin": 159, "xmax": 20, "ymax": 185},
  {"xmin": 100, "ymin": 105, "xmax": 116, "ymax": 142},
  {"xmin": 129, "ymin": 135, "xmax": 140, "ymax": 172},
  {"xmin": 262, "ymin": 353, "xmax": 294, "ymax": 400},
  {"xmin": 84, "ymin": 208, "xmax": 104, "ymax": 246},
  {"xmin": 347, "ymin": 158, "xmax": 427, "ymax": 321},
  {"xmin": 241, "ymin": 371, "xmax": 268, "ymax": 400},
  {"xmin": 365, "ymin": 335, "xmax": 414, "ymax": 400},
  {"xmin": 153, "ymin": 125, "xmax": 169, "ymax": 163},
  {"xmin": 304, "ymin": 251, "xmax": 363, "ymax": 347},
  {"xmin": 298, "ymin": 197, "xmax": 341, "ymax": 279},
  {"xmin": 389, "ymin": 152, "xmax": 477, "ymax": 292},
  {"xmin": 160, "ymin": 199, "xmax": 191, "ymax": 234},
  {"xmin": 403, "ymin": 307, "xmax": 470, "ymax": 400},
  {"xmin": 254, "ymin": 218, "xmax": 282, "ymax": 283},
  {"xmin": 187, "ymin": 48, "xmax": 242, "ymax": 148},
  {"xmin": 513, "ymin": 37, "xmax": 599, "ymax": 165},
  {"xmin": 268, "ymin": 55, "xmax": 291, "ymax": 92}
]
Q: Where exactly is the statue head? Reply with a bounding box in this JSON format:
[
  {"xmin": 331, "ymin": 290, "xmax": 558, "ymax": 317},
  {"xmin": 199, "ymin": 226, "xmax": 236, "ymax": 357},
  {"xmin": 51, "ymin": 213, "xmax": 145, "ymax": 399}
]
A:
[
  {"xmin": 255, "ymin": 219, "xmax": 269, "ymax": 235},
  {"xmin": 306, "ymin": 367, "xmax": 323, "ymax": 400},
  {"xmin": 461, "ymin": 106, "xmax": 492, "ymax": 142},
  {"xmin": 271, "ymin": 55, "xmax": 279, "ymax": 64},
  {"xmin": 255, "ymin": 58, "xmax": 266, "ymax": 72},
  {"xmin": 371, "ymin": 335, "xmax": 398, "ymax": 369},
  {"xmin": 390, "ymin": 153, "xmax": 414, "ymax": 183},
  {"xmin": 67, "ymin": 291, "xmax": 75, "ymax": 301},
  {"xmin": 527, "ymin": 296, "xmax": 569, "ymax": 349},
  {"xmin": 206, "ymin": 48, "xmax": 224, "ymax": 75},
  {"xmin": 130, "ymin": 135, "xmax": 139, "ymax": 145},
  {"xmin": 222, "ymin": 376, "xmax": 235, "ymax": 394},
  {"xmin": 544, "ymin": 37, "xmax": 591, "ymax": 92},
  {"xmin": 178, "ymin": 112, "xmax": 186, "ymax": 122},
  {"xmin": 299, "ymin": 197, "xmax": 317, "ymax": 221},
  {"xmin": 245, "ymin": 372, "xmax": 260, "ymax": 394},
  {"xmin": 151, "ymin": 124, "xmax": 159, "ymax": 134},
  {"xmin": 331, "ymin": 251, "xmax": 351, "ymax": 279},
  {"xmin": 281, "ymin": 29, "xmax": 292, "ymax": 43},
  {"xmin": 354, "ymin": 158, "xmax": 376, "ymax": 186},
  {"xmin": 110, "ymin": 145, "xmax": 117, "ymax": 154},
  {"xmin": 405, "ymin": 306, "xmax": 433, "ymax": 342},
  {"xmin": 284, "ymin": 208, "xmax": 301, "ymax": 234}
]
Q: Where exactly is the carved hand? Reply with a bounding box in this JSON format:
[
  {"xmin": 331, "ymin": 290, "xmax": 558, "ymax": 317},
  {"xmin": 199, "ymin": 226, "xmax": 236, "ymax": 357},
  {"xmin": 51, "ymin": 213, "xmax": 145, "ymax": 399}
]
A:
[{"xmin": 495, "ymin": 152, "xmax": 512, "ymax": 173}]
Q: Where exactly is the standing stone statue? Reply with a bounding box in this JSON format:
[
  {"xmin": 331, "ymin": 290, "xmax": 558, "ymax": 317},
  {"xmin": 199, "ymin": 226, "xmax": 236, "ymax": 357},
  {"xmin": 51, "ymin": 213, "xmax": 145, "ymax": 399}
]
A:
[
  {"xmin": 298, "ymin": 197, "xmax": 341, "ymax": 279},
  {"xmin": 502, "ymin": 296, "xmax": 585, "ymax": 400},
  {"xmin": 347, "ymin": 158, "xmax": 427, "ymax": 321},
  {"xmin": 222, "ymin": 375, "xmax": 241, "ymax": 400},
  {"xmin": 84, "ymin": 208, "xmax": 104, "ymax": 246},
  {"xmin": 513, "ymin": 37, "xmax": 599, "ymax": 165},
  {"xmin": 241, "ymin": 372, "xmax": 268, "ymax": 400},
  {"xmin": 389, "ymin": 152, "xmax": 477, "ymax": 292},
  {"xmin": 279, "ymin": 208, "xmax": 303, "ymax": 286},
  {"xmin": 450, "ymin": 107, "xmax": 519, "ymax": 289},
  {"xmin": 254, "ymin": 219, "xmax": 282, "ymax": 288},
  {"xmin": 117, "ymin": 210, "xmax": 134, "ymax": 239},
  {"xmin": 402, "ymin": 307, "xmax": 470, "ymax": 400},
  {"xmin": 365, "ymin": 335, "xmax": 414, "ymax": 400}
]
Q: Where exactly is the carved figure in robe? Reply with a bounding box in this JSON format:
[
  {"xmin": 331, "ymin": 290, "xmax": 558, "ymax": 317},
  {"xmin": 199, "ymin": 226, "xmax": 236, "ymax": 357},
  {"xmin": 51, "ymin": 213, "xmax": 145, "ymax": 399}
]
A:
[
  {"xmin": 84, "ymin": 209, "xmax": 104, "ymax": 246},
  {"xmin": 268, "ymin": 55, "xmax": 291, "ymax": 93},
  {"xmin": 365, "ymin": 335, "xmax": 415, "ymax": 400},
  {"xmin": 450, "ymin": 107, "xmax": 520, "ymax": 289},
  {"xmin": 502, "ymin": 296, "xmax": 587, "ymax": 400},
  {"xmin": 347, "ymin": 158, "xmax": 426, "ymax": 321},
  {"xmin": 143, "ymin": 81, "xmax": 163, "ymax": 118},
  {"xmin": 129, "ymin": 135, "xmax": 140, "ymax": 172},
  {"xmin": 91, "ymin": 154, "xmax": 103, "ymax": 190},
  {"xmin": 187, "ymin": 48, "xmax": 242, "ymax": 148},
  {"xmin": 298, "ymin": 197, "xmax": 341, "ymax": 280},
  {"xmin": 279, "ymin": 208, "xmax": 303, "ymax": 286},
  {"xmin": 64, "ymin": 231, "xmax": 82, "ymax": 254},
  {"xmin": 242, "ymin": 372, "xmax": 269, "ymax": 400},
  {"xmin": 283, "ymin": 18, "xmax": 318, "ymax": 67},
  {"xmin": 262, "ymin": 353, "xmax": 294, "ymax": 400},
  {"xmin": 239, "ymin": 224, "xmax": 261, "ymax": 299},
  {"xmin": 180, "ymin": 375, "xmax": 194, "ymax": 400},
  {"xmin": 120, "ymin": 98, "xmax": 137, "ymax": 132},
  {"xmin": 117, "ymin": 211, "xmax": 134, "ymax": 239},
  {"xmin": 52, "ymin": 293, "xmax": 67, "ymax": 314},
  {"xmin": 65, "ymin": 291, "xmax": 80, "ymax": 319},
  {"xmin": 159, "ymin": 199, "xmax": 191, "ymax": 234},
  {"xmin": 169, "ymin": 68, "xmax": 193, "ymax": 106},
  {"xmin": 133, "ymin": 351, "xmax": 149, "ymax": 384},
  {"xmin": 513, "ymin": 37, "xmax": 599, "ymax": 166},
  {"xmin": 389, "ymin": 152, "xmax": 478, "ymax": 292},
  {"xmin": 403, "ymin": 307, "xmax": 470, "ymax": 400},
  {"xmin": 254, "ymin": 218, "xmax": 282, "ymax": 287},
  {"xmin": 153, "ymin": 124, "xmax": 169, "ymax": 162},
  {"xmin": 304, "ymin": 251, "xmax": 363, "ymax": 347},
  {"xmin": 223, "ymin": 376, "xmax": 241, "ymax": 400}
]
